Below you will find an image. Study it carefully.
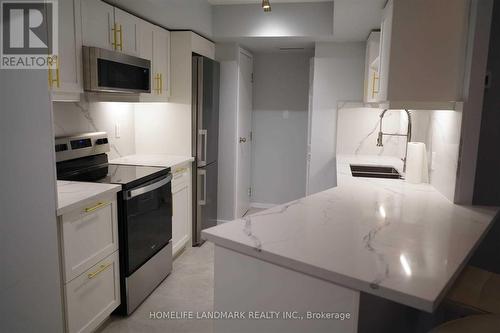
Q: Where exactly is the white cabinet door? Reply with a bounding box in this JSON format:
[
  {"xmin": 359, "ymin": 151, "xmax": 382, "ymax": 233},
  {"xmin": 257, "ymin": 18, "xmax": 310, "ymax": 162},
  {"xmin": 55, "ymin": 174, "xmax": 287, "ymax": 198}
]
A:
[
  {"xmin": 60, "ymin": 196, "xmax": 118, "ymax": 283},
  {"xmin": 363, "ymin": 31, "xmax": 380, "ymax": 104},
  {"xmin": 50, "ymin": 0, "xmax": 82, "ymax": 101},
  {"xmin": 153, "ymin": 26, "xmax": 170, "ymax": 99},
  {"xmin": 114, "ymin": 7, "xmax": 141, "ymax": 56},
  {"xmin": 81, "ymin": 0, "xmax": 114, "ymax": 50},
  {"xmin": 139, "ymin": 20, "xmax": 154, "ymax": 98},
  {"xmin": 172, "ymin": 167, "xmax": 190, "ymax": 256},
  {"xmin": 377, "ymin": 0, "xmax": 393, "ymax": 103},
  {"xmin": 65, "ymin": 251, "xmax": 120, "ymax": 333}
]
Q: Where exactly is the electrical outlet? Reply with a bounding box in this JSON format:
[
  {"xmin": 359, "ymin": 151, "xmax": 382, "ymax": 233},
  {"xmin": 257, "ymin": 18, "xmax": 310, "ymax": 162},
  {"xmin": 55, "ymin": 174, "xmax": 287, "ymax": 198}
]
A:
[{"xmin": 115, "ymin": 123, "xmax": 121, "ymax": 138}]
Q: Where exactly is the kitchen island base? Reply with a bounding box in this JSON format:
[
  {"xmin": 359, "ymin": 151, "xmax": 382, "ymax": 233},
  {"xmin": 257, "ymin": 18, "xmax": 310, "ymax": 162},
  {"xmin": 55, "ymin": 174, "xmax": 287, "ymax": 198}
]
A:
[{"xmin": 214, "ymin": 245, "xmax": 359, "ymax": 333}]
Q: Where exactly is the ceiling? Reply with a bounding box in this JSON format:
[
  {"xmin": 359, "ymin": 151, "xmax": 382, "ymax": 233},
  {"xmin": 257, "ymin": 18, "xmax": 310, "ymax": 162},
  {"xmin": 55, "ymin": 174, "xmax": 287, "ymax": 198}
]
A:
[
  {"xmin": 109, "ymin": 0, "xmax": 385, "ymax": 53},
  {"xmin": 214, "ymin": 0, "xmax": 385, "ymax": 52}
]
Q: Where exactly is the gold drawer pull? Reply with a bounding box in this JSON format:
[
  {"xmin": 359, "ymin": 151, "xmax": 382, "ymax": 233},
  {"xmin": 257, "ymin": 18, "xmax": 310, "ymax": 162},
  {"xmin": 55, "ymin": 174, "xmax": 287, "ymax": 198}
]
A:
[
  {"xmin": 84, "ymin": 202, "xmax": 108, "ymax": 213},
  {"xmin": 174, "ymin": 167, "xmax": 188, "ymax": 175},
  {"xmin": 87, "ymin": 262, "xmax": 112, "ymax": 279}
]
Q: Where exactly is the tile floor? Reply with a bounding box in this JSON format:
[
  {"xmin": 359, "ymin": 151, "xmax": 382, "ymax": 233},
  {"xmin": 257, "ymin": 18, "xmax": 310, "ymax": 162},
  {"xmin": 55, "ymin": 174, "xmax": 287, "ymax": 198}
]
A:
[
  {"xmin": 97, "ymin": 242, "xmax": 215, "ymax": 333},
  {"xmin": 98, "ymin": 209, "xmax": 267, "ymax": 333}
]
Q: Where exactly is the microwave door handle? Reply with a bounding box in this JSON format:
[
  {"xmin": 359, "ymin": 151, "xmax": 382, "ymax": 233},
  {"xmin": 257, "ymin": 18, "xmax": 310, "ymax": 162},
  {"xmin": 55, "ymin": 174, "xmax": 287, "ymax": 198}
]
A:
[
  {"xmin": 198, "ymin": 169, "xmax": 206, "ymax": 206},
  {"xmin": 125, "ymin": 175, "xmax": 172, "ymax": 200}
]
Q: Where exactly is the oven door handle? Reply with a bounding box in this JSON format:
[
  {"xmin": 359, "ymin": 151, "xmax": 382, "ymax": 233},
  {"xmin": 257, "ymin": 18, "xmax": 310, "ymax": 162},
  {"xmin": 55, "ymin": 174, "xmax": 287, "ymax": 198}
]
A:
[{"xmin": 125, "ymin": 174, "xmax": 172, "ymax": 200}]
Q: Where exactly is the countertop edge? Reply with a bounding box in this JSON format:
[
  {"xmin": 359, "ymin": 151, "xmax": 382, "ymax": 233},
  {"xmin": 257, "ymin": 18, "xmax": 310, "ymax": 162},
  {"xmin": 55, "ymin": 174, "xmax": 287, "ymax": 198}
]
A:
[
  {"xmin": 57, "ymin": 185, "xmax": 121, "ymax": 216},
  {"xmin": 202, "ymin": 230, "xmax": 435, "ymax": 313},
  {"xmin": 109, "ymin": 155, "xmax": 194, "ymax": 169}
]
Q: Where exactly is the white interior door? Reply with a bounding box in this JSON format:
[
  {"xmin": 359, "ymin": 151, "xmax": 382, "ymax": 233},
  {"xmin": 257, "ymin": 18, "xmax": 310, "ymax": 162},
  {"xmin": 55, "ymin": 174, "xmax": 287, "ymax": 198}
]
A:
[{"xmin": 235, "ymin": 50, "xmax": 253, "ymax": 217}]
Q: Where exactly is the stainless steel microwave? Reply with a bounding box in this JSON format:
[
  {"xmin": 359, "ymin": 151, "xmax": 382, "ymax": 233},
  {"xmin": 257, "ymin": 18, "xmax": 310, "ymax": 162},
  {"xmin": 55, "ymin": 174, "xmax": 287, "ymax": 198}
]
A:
[{"xmin": 82, "ymin": 46, "xmax": 151, "ymax": 94}]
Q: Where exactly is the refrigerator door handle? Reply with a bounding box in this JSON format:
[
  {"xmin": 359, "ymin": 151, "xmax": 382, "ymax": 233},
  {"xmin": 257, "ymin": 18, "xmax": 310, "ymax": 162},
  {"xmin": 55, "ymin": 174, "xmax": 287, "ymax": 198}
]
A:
[
  {"xmin": 198, "ymin": 129, "xmax": 207, "ymax": 166},
  {"xmin": 198, "ymin": 169, "xmax": 207, "ymax": 206}
]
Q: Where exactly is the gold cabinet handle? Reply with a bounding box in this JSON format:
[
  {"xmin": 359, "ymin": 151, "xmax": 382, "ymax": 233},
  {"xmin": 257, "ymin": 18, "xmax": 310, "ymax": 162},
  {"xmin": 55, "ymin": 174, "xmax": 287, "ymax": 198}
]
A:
[
  {"xmin": 84, "ymin": 201, "xmax": 108, "ymax": 213},
  {"xmin": 371, "ymin": 72, "xmax": 379, "ymax": 98},
  {"xmin": 87, "ymin": 262, "xmax": 112, "ymax": 279},
  {"xmin": 159, "ymin": 73, "xmax": 163, "ymax": 94},
  {"xmin": 48, "ymin": 56, "xmax": 60, "ymax": 88},
  {"xmin": 112, "ymin": 23, "xmax": 123, "ymax": 51},
  {"xmin": 112, "ymin": 23, "xmax": 117, "ymax": 50},
  {"xmin": 119, "ymin": 24, "xmax": 123, "ymax": 51},
  {"xmin": 155, "ymin": 73, "xmax": 160, "ymax": 94}
]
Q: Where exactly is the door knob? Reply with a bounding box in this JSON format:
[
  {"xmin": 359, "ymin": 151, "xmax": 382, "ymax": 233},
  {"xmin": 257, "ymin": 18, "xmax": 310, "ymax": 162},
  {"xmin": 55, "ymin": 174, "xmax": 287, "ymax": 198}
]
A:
[{"xmin": 239, "ymin": 137, "xmax": 247, "ymax": 143}]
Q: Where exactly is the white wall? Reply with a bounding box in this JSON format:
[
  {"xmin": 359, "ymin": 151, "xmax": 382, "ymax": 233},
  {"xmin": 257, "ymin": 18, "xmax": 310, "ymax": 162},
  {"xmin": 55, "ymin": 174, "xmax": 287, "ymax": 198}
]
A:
[
  {"xmin": 52, "ymin": 100, "xmax": 136, "ymax": 160},
  {"xmin": 213, "ymin": 2, "xmax": 334, "ymax": 39},
  {"xmin": 134, "ymin": 103, "xmax": 191, "ymax": 156},
  {"xmin": 336, "ymin": 108, "xmax": 402, "ymax": 156},
  {"xmin": 252, "ymin": 52, "xmax": 311, "ymax": 205},
  {"xmin": 0, "ymin": 71, "xmax": 64, "ymax": 332},
  {"xmin": 106, "ymin": 0, "xmax": 213, "ymax": 38},
  {"xmin": 427, "ymin": 110, "xmax": 462, "ymax": 202},
  {"xmin": 308, "ymin": 42, "xmax": 365, "ymax": 195}
]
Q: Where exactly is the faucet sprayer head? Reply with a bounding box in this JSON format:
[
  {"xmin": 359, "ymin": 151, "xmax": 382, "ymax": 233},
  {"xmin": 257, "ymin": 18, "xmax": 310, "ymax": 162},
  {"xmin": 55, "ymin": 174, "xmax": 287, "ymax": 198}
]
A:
[{"xmin": 376, "ymin": 132, "xmax": 384, "ymax": 147}]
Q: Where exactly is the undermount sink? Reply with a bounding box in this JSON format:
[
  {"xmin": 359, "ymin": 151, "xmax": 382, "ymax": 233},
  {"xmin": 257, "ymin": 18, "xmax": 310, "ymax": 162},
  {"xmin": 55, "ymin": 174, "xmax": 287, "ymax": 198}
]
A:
[{"xmin": 350, "ymin": 164, "xmax": 402, "ymax": 179}]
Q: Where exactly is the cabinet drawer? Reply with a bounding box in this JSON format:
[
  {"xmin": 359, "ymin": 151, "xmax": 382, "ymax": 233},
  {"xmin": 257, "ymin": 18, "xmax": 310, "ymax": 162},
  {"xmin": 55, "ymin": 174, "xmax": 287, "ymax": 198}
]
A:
[
  {"xmin": 60, "ymin": 196, "xmax": 118, "ymax": 282},
  {"xmin": 65, "ymin": 251, "xmax": 120, "ymax": 333}
]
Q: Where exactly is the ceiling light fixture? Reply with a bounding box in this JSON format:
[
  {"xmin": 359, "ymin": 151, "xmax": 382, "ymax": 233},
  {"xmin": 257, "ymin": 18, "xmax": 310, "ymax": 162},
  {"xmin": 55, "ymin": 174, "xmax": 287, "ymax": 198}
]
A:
[{"xmin": 262, "ymin": 0, "xmax": 271, "ymax": 12}]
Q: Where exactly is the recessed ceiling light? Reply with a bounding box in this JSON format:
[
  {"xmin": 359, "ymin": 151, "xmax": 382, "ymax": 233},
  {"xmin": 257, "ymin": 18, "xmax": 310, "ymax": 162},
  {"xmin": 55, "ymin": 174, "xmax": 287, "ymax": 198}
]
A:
[{"xmin": 262, "ymin": 0, "xmax": 271, "ymax": 12}]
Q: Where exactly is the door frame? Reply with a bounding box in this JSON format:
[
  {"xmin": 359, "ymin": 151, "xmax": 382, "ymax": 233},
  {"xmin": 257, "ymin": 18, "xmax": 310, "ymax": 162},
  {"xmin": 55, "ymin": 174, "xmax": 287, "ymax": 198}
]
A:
[{"xmin": 234, "ymin": 47, "xmax": 253, "ymax": 218}]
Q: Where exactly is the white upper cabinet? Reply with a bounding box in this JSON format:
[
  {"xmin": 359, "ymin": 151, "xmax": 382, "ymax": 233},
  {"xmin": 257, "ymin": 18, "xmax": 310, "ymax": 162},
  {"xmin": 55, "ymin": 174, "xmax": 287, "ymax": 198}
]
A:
[
  {"xmin": 139, "ymin": 21, "xmax": 170, "ymax": 102},
  {"xmin": 81, "ymin": 0, "xmax": 114, "ymax": 50},
  {"xmin": 153, "ymin": 26, "xmax": 171, "ymax": 99},
  {"xmin": 64, "ymin": 0, "xmax": 171, "ymax": 102},
  {"xmin": 377, "ymin": 0, "xmax": 469, "ymax": 109},
  {"xmin": 363, "ymin": 31, "xmax": 380, "ymax": 104},
  {"xmin": 114, "ymin": 7, "xmax": 141, "ymax": 56},
  {"xmin": 81, "ymin": 0, "xmax": 140, "ymax": 56},
  {"xmin": 49, "ymin": 0, "xmax": 83, "ymax": 101}
]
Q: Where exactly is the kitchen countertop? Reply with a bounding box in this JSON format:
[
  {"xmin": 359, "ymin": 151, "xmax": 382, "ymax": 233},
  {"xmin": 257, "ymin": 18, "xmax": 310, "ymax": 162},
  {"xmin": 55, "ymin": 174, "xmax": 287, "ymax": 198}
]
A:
[
  {"xmin": 202, "ymin": 154, "xmax": 498, "ymax": 313},
  {"xmin": 110, "ymin": 154, "xmax": 194, "ymax": 169},
  {"xmin": 57, "ymin": 181, "xmax": 121, "ymax": 216}
]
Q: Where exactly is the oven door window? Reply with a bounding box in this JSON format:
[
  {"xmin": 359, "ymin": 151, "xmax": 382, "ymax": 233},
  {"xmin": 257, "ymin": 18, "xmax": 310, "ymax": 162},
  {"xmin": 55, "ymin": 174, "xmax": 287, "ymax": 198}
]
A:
[
  {"xmin": 125, "ymin": 180, "xmax": 172, "ymax": 275},
  {"xmin": 98, "ymin": 58, "xmax": 150, "ymax": 92}
]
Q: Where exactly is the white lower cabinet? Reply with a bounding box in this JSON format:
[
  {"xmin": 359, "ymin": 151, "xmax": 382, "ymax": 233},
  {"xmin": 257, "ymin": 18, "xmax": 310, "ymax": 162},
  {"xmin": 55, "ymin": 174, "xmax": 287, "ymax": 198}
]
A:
[
  {"xmin": 65, "ymin": 251, "xmax": 120, "ymax": 333},
  {"xmin": 172, "ymin": 165, "xmax": 192, "ymax": 256},
  {"xmin": 58, "ymin": 193, "xmax": 120, "ymax": 333},
  {"xmin": 60, "ymin": 197, "xmax": 118, "ymax": 282}
]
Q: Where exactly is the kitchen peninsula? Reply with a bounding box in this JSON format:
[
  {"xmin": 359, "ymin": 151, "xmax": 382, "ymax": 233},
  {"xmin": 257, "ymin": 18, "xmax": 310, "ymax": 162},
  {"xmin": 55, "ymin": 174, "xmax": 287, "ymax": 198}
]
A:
[{"xmin": 202, "ymin": 156, "xmax": 498, "ymax": 333}]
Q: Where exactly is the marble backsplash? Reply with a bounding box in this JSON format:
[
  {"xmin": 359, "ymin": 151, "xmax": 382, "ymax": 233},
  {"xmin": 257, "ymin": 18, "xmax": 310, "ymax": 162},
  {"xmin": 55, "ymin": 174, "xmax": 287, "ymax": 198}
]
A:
[
  {"xmin": 336, "ymin": 107, "xmax": 462, "ymax": 202},
  {"xmin": 52, "ymin": 99, "xmax": 136, "ymax": 160}
]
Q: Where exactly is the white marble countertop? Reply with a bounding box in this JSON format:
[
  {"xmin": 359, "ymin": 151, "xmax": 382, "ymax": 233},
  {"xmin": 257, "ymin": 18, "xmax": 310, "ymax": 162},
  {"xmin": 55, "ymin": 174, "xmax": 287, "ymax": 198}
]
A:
[
  {"xmin": 202, "ymin": 154, "xmax": 498, "ymax": 312},
  {"xmin": 110, "ymin": 154, "xmax": 194, "ymax": 169},
  {"xmin": 57, "ymin": 181, "xmax": 121, "ymax": 216}
]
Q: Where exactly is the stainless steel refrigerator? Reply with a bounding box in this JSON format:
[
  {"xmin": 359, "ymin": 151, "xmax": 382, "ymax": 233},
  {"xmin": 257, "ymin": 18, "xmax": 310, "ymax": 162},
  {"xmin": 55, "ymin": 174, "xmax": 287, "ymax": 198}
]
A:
[{"xmin": 192, "ymin": 55, "xmax": 220, "ymax": 246}]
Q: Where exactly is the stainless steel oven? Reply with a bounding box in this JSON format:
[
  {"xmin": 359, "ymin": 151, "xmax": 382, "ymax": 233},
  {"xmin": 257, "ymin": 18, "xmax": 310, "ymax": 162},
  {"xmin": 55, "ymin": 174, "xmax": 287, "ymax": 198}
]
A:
[
  {"xmin": 120, "ymin": 173, "xmax": 173, "ymax": 314},
  {"xmin": 83, "ymin": 46, "xmax": 151, "ymax": 94},
  {"xmin": 55, "ymin": 132, "xmax": 173, "ymax": 315}
]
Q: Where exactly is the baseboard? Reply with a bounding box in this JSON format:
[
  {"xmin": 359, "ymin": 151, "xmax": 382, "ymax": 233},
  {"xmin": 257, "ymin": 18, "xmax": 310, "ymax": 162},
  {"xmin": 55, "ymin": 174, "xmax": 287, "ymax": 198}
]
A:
[{"xmin": 250, "ymin": 202, "xmax": 277, "ymax": 209}]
